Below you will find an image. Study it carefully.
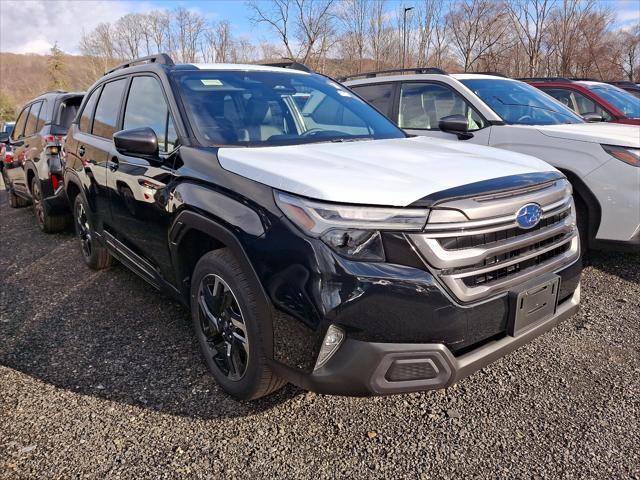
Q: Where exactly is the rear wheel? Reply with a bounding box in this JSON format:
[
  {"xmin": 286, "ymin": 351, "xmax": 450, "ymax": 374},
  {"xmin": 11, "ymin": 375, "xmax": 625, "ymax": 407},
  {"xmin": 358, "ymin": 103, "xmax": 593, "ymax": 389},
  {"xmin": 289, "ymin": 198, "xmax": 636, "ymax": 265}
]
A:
[
  {"xmin": 73, "ymin": 194, "xmax": 112, "ymax": 269},
  {"xmin": 191, "ymin": 249, "xmax": 285, "ymax": 400},
  {"xmin": 31, "ymin": 177, "xmax": 66, "ymax": 233},
  {"xmin": 7, "ymin": 185, "xmax": 29, "ymax": 208}
]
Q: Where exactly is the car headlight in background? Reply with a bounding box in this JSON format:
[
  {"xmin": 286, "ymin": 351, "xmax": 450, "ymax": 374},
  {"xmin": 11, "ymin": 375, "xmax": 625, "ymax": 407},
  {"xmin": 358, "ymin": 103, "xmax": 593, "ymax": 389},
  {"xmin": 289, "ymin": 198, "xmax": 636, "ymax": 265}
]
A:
[
  {"xmin": 602, "ymin": 144, "xmax": 640, "ymax": 167},
  {"xmin": 275, "ymin": 191, "xmax": 429, "ymax": 261}
]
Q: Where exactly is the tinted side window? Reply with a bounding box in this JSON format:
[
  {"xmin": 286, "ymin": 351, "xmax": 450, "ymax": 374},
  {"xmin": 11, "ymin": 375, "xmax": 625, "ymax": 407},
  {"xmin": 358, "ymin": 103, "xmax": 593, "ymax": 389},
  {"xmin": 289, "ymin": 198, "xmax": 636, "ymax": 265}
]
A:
[
  {"xmin": 79, "ymin": 88, "xmax": 101, "ymax": 133},
  {"xmin": 350, "ymin": 84, "xmax": 394, "ymax": 116},
  {"xmin": 123, "ymin": 76, "xmax": 177, "ymax": 151},
  {"xmin": 399, "ymin": 83, "xmax": 485, "ymax": 131},
  {"xmin": 92, "ymin": 79, "xmax": 127, "ymax": 138},
  {"xmin": 11, "ymin": 107, "xmax": 29, "ymax": 140},
  {"xmin": 24, "ymin": 102, "xmax": 43, "ymax": 136}
]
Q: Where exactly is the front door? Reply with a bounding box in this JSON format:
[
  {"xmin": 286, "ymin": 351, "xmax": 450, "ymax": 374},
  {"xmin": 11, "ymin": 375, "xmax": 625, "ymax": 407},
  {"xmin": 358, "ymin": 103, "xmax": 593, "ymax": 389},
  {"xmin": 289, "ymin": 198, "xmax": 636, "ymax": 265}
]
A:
[
  {"xmin": 106, "ymin": 75, "xmax": 179, "ymax": 282},
  {"xmin": 396, "ymin": 82, "xmax": 492, "ymax": 145}
]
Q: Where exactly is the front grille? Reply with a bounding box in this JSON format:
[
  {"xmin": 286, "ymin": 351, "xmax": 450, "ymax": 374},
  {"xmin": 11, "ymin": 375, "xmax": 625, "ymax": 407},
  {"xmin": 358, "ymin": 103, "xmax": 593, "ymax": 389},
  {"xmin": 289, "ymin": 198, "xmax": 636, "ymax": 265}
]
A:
[{"xmin": 408, "ymin": 179, "xmax": 580, "ymax": 303}]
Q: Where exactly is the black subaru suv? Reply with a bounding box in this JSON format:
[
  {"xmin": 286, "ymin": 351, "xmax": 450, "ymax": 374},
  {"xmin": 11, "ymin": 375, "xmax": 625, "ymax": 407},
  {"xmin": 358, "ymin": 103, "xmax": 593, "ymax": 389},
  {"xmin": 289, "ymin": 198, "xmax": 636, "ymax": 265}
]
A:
[
  {"xmin": 1, "ymin": 91, "xmax": 84, "ymax": 231},
  {"xmin": 63, "ymin": 54, "xmax": 581, "ymax": 400}
]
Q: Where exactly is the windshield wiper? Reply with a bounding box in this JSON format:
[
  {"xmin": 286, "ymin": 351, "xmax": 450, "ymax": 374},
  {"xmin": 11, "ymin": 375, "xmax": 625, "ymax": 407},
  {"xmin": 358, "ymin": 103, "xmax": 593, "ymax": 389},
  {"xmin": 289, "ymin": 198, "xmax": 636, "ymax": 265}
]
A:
[{"xmin": 330, "ymin": 137, "xmax": 373, "ymax": 143}]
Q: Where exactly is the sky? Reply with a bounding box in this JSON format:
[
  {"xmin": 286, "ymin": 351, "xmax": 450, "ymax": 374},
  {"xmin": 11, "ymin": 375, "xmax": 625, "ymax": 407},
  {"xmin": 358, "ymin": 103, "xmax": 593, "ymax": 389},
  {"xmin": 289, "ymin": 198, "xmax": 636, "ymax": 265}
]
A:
[{"xmin": 0, "ymin": 0, "xmax": 638, "ymax": 56}]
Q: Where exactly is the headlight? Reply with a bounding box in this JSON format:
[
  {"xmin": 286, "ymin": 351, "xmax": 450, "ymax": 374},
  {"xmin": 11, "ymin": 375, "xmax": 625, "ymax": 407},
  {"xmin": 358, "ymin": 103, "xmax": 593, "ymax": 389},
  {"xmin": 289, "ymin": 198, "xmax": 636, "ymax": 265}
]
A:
[
  {"xmin": 602, "ymin": 144, "xmax": 640, "ymax": 167},
  {"xmin": 275, "ymin": 191, "xmax": 428, "ymax": 261}
]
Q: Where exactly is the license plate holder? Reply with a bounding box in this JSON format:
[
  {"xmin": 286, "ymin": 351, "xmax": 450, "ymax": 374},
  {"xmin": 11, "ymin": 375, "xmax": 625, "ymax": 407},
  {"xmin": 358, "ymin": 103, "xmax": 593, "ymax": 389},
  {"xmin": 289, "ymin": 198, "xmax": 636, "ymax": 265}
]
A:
[{"xmin": 508, "ymin": 274, "xmax": 561, "ymax": 337}]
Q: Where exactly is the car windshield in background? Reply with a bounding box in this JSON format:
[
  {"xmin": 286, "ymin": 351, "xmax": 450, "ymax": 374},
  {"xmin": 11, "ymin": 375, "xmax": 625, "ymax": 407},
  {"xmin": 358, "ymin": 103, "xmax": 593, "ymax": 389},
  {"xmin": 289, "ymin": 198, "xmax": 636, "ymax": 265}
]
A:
[
  {"xmin": 590, "ymin": 84, "xmax": 640, "ymax": 119},
  {"xmin": 173, "ymin": 70, "xmax": 405, "ymax": 147},
  {"xmin": 461, "ymin": 79, "xmax": 584, "ymax": 125}
]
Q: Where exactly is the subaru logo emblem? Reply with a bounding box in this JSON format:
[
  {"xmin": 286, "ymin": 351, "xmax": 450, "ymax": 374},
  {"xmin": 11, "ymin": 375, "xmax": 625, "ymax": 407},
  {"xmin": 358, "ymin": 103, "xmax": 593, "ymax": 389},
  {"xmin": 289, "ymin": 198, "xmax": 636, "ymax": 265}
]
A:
[{"xmin": 516, "ymin": 203, "xmax": 543, "ymax": 229}]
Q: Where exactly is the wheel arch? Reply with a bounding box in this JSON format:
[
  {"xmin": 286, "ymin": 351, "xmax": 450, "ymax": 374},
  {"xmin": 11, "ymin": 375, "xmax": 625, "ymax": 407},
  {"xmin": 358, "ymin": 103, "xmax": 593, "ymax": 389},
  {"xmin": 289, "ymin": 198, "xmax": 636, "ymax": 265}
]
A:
[
  {"xmin": 558, "ymin": 168, "xmax": 601, "ymax": 248},
  {"xmin": 169, "ymin": 209, "xmax": 274, "ymax": 356}
]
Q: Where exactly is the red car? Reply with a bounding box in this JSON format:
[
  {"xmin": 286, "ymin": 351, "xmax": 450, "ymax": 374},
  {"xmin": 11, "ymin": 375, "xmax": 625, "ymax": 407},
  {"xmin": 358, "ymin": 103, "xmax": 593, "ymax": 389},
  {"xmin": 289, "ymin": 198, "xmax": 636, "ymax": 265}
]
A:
[{"xmin": 523, "ymin": 78, "xmax": 640, "ymax": 125}]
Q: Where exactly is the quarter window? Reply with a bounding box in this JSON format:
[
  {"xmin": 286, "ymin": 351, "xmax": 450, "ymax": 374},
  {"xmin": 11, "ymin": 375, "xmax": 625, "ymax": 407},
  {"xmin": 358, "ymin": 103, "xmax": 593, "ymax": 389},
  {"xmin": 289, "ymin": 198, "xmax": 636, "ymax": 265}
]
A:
[
  {"xmin": 79, "ymin": 88, "xmax": 101, "ymax": 133},
  {"xmin": 24, "ymin": 102, "xmax": 43, "ymax": 136},
  {"xmin": 11, "ymin": 107, "xmax": 29, "ymax": 140},
  {"xmin": 92, "ymin": 79, "xmax": 127, "ymax": 138},
  {"xmin": 399, "ymin": 83, "xmax": 485, "ymax": 131},
  {"xmin": 350, "ymin": 83, "xmax": 395, "ymax": 116},
  {"xmin": 36, "ymin": 100, "xmax": 48, "ymax": 131},
  {"xmin": 123, "ymin": 76, "xmax": 177, "ymax": 152}
]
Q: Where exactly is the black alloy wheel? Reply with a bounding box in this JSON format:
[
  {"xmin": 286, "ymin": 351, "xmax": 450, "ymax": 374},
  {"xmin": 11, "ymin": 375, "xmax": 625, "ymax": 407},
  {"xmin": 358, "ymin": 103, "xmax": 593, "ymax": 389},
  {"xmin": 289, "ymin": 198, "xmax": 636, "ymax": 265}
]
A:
[{"xmin": 197, "ymin": 274, "xmax": 250, "ymax": 381}]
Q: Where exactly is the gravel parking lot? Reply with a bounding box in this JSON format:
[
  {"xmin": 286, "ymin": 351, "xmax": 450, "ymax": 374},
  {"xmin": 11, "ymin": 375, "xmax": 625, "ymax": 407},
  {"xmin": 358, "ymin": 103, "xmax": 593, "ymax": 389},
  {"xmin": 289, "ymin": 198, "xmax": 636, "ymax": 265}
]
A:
[{"xmin": 1, "ymin": 182, "xmax": 638, "ymax": 479}]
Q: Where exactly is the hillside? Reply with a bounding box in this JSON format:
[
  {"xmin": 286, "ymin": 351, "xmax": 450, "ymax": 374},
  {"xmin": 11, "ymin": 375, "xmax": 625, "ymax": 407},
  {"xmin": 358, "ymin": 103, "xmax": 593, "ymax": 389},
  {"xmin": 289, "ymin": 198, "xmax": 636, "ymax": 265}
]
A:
[{"xmin": 0, "ymin": 52, "xmax": 108, "ymax": 115}]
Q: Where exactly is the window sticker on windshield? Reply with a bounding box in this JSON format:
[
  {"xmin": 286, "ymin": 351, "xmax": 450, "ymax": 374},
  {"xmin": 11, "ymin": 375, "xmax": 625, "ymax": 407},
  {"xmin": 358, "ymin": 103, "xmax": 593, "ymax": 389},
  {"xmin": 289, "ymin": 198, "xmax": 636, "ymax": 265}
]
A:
[{"xmin": 201, "ymin": 79, "xmax": 223, "ymax": 86}]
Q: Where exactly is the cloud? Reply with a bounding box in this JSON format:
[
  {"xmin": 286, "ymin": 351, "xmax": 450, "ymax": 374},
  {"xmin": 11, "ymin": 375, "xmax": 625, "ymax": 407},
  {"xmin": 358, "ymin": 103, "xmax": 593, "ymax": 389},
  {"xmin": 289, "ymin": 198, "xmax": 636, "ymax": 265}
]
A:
[
  {"xmin": 0, "ymin": 0, "xmax": 154, "ymax": 55},
  {"xmin": 615, "ymin": 1, "xmax": 640, "ymax": 29}
]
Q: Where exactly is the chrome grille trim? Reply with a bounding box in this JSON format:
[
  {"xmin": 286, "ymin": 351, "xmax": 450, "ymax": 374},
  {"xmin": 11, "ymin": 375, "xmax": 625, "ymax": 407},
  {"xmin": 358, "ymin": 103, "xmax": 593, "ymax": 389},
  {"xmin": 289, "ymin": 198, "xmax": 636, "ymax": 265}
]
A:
[{"xmin": 408, "ymin": 179, "xmax": 580, "ymax": 303}]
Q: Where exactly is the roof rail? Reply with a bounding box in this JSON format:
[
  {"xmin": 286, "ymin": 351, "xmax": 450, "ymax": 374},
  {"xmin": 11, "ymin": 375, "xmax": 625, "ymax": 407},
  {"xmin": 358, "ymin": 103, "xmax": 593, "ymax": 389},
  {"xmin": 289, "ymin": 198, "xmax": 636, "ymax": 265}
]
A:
[
  {"xmin": 471, "ymin": 71, "xmax": 507, "ymax": 78},
  {"xmin": 339, "ymin": 67, "xmax": 448, "ymax": 82},
  {"xmin": 105, "ymin": 53, "xmax": 175, "ymax": 75},
  {"xmin": 569, "ymin": 77, "xmax": 599, "ymax": 82},
  {"xmin": 608, "ymin": 80, "xmax": 639, "ymax": 88},
  {"xmin": 39, "ymin": 90, "xmax": 67, "ymax": 95},
  {"xmin": 261, "ymin": 61, "xmax": 313, "ymax": 73},
  {"xmin": 517, "ymin": 77, "xmax": 573, "ymax": 83}
]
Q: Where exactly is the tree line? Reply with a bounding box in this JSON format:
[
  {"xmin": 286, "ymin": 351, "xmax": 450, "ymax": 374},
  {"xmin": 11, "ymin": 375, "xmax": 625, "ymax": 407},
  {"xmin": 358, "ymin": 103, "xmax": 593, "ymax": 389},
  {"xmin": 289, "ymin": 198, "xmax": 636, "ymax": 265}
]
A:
[{"xmin": 78, "ymin": 0, "xmax": 638, "ymax": 81}]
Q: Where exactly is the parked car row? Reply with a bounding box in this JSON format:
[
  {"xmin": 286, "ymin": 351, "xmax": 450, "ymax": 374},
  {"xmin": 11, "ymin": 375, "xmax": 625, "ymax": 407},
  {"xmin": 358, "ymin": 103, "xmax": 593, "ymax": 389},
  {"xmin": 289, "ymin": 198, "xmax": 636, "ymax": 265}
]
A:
[
  {"xmin": 1, "ymin": 55, "xmax": 637, "ymax": 401},
  {"xmin": 343, "ymin": 69, "xmax": 640, "ymax": 253}
]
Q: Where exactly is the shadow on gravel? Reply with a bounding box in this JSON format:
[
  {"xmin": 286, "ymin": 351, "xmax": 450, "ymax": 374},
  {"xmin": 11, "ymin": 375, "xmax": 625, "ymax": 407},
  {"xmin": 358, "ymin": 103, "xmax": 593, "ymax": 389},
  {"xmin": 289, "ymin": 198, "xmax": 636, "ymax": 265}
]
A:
[
  {"xmin": 1, "ymin": 202, "xmax": 301, "ymax": 421},
  {"xmin": 587, "ymin": 251, "xmax": 640, "ymax": 283}
]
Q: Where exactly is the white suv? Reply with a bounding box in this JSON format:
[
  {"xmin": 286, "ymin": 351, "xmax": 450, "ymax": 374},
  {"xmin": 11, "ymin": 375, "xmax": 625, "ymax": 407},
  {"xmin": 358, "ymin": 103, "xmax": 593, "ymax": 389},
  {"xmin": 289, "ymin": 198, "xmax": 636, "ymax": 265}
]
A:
[{"xmin": 345, "ymin": 72, "xmax": 640, "ymax": 252}]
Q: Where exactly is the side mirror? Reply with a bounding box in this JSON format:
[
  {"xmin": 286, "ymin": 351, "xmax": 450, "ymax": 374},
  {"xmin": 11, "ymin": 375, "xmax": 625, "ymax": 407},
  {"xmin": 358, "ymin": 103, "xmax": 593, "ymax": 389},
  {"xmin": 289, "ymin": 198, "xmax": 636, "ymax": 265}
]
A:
[
  {"xmin": 438, "ymin": 115, "xmax": 474, "ymax": 140},
  {"xmin": 582, "ymin": 112, "xmax": 603, "ymax": 123},
  {"xmin": 0, "ymin": 132, "xmax": 9, "ymax": 143},
  {"xmin": 113, "ymin": 127, "xmax": 159, "ymax": 158}
]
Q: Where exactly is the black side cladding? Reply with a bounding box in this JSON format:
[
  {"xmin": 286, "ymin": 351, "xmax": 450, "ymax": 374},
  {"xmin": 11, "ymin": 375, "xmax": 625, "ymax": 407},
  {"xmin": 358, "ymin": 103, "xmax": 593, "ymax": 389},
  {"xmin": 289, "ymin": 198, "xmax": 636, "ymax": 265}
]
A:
[{"xmin": 409, "ymin": 171, "xmax": 566, "ymax": 207}]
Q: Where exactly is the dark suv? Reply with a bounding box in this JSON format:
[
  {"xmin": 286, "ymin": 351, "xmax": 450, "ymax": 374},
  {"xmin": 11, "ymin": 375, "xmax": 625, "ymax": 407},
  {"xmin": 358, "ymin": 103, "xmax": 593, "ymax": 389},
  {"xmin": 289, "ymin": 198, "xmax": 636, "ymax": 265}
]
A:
[
  {"xmin": 1, "ymin": 91, "xmax": 84, "ymax": 231},
  {"xmin": 63, "ymin": 54, "xmax": 581, "ymax": 400}
]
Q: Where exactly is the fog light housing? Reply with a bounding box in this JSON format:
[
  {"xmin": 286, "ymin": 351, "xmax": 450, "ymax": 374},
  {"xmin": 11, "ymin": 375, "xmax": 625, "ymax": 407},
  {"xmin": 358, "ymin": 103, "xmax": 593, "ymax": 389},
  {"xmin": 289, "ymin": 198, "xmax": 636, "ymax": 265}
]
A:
[{"xmin": 314, "ymin": 325, "xmax": 345, "ymax": 370}]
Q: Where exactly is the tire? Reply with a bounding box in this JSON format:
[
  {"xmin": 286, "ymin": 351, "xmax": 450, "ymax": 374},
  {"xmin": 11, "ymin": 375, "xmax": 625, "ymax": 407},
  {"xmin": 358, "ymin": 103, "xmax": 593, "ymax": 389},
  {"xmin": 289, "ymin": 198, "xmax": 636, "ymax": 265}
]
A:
[
  {"xmin": 73, "ymin": 194, "xmax": 112, "ymax": 270},
  {"xmin": 8, "ymin": 186, "xmax": 29, "ymax": 208},
  {"xmin": 31, "ymin": 177, "xmax": 67, "ymax": 233},
  {"xmin": 191, "ymin": 249, "xmax": 285, "ymax": 400}
]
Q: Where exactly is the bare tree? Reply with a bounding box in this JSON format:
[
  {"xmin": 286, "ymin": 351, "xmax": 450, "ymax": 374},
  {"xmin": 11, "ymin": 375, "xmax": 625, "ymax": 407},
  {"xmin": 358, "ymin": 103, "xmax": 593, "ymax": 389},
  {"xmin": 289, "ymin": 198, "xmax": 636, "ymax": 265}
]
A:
[
  {"xmin": 368, "ymin": 0, "xmax": 393, "ymax": 69},
  {"xmin": 618, "ymin": 25, "xmax": 640, "ymax": 81},
  {"xmin": 147, "ymin": 10, "xmax": 171, "ymax": 54},
  {"xmin": 447, "ymin": 0, "xmax": 511, "ymax": 72},
  {"xmin": 508, "ymin": 0, "xmax": 555, "ymax": 76},
  {"xmin": 336, "ymin": 0, "xmax": 368, "ymax": 71},
  {"xmin": 295, "ymin": 0, "xmax": 336, "ymax": 66},
  {"xmin": 248, "ymin": 0, "xmax": 296, "ymax": 59},
  {"xmin": 172, "ymin": 7, "xmax": 206, "ymax": 62},
  {"xmin": 415, "ymin": 0, "xmax": 446, "ymax": 67}
]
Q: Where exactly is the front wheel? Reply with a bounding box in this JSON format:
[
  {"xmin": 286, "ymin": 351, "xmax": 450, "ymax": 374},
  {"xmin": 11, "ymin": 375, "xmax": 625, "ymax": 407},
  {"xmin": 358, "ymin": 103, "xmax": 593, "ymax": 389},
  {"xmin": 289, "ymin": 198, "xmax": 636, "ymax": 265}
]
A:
[
  {"xmin": 73, "ymin": 194, "xmax": 112, "ymax": 269},
  {"xmin": 191, "ymin": 249, "xmax": 285, "ymax": 400}
]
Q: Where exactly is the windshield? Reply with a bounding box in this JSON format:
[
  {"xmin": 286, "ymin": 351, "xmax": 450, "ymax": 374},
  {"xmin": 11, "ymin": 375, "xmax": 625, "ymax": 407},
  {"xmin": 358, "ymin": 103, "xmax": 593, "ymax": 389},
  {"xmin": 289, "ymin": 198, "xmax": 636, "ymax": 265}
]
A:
[
  {"xmin": 589, "ymin": 84, "xmax": 640, "ymax": 118},
  {"xmin": 461, "ymin": 79, "xmax": 584, "ymax": 125},
  {"xmin": 173, "ymin": 70, "xmax": 405, "ymax": 147}
]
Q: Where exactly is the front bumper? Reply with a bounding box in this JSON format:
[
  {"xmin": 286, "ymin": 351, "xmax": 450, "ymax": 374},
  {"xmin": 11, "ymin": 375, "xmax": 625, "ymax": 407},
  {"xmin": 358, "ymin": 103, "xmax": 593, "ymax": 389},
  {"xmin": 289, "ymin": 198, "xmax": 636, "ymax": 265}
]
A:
[{"xmin": 277, "ymin": 283, "xmax": 580, "ymax": 396}]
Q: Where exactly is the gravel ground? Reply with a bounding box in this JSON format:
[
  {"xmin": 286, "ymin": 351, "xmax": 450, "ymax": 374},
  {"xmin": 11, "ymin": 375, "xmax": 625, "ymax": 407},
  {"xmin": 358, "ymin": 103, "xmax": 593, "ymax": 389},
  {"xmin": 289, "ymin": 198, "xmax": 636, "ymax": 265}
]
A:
[{"xmin": 0, "ymin": 183, "xmax": 639, "ymax": 479}]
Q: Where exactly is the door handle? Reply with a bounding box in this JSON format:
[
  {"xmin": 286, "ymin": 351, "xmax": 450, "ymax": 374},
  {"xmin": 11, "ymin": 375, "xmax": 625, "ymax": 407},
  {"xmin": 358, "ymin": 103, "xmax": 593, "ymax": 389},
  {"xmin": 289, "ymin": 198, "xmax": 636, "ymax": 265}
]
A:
[
  {"xmin": 108, "ymin": 157, "xmax": 119, "ymax": 171},
  {"xmin": 78, "ymin": 145, "xmax": 85, "ymax": 157}
]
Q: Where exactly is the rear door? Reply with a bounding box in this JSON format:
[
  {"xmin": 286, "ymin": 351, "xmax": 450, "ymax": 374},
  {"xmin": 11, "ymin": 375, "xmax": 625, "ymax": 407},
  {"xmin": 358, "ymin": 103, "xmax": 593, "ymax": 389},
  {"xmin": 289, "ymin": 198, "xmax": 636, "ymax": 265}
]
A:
[
  {"xmin": 106, "ymin": 74, "xmax": 179, "ymax": 282},
  {"xmin": 71, "ymin": 79, "xmax": 128, "ymax": 227},
  {"xmin": 5, "ymin": 106, "xmax": 28, "ymax": 189},
  {"xmin": 9, "ymin": 101, "xmax": 42, "ymax": 193}
]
